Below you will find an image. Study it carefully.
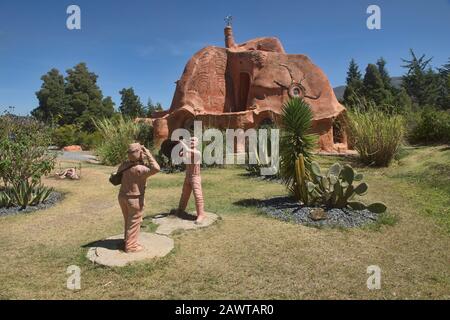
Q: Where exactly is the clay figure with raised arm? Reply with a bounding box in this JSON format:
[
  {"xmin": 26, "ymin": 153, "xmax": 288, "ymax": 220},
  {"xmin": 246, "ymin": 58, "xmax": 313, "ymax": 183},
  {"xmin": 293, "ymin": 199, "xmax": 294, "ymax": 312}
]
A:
[
  {"xmin": 117, "ymin": 143, "xmax": 160, "ymax": 253},
  {"xmin": 175, "ymin": 137, "xmax": 206, "ymax": 224}
]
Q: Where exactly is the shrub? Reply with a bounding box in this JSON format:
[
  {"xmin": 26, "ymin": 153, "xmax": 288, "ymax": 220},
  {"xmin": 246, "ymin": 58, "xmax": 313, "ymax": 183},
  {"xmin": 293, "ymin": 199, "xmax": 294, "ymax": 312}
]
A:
[
  {"xmin": 135, "ymin": 121, "xmax": 153, "ymax": 149},
  {"xmin": 279, "ymin": 98, "xmax": 318, "ymax": 197},
  {"xmin": 51, "ymin": 124, "xmax": 79, "ymax": 148},
  {"xmin": 78, "ymin": 131, "xmax": 102, "ymax": 150},
  {"xmin": 52, "ymin": 125, "xmax": 103, "ymax": 150},
  {"xmin": 409, "ymin": 108, "xmax": 450, "ymax": 144},
  {"xmin": 94, "ymin": 116, "xmax": 140, "ymax": 166},
  {"xmin": 348, "ymin": 108, "xmax": 404, "ymax": 167},
  {"xmin": 0, "ymin": 114, "xmax": 55, "ymax": 208}
]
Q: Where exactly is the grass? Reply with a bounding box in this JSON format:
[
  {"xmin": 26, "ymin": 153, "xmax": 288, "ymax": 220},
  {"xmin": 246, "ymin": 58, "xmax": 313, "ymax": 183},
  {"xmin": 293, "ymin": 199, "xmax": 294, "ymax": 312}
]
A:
[
  {"xmin": 348, "ymin": 108, "xmax": 404, "ymax": 167},
  {"xmin": 0, "ymin": 146, "xmax": 449, "ymax": 299}
]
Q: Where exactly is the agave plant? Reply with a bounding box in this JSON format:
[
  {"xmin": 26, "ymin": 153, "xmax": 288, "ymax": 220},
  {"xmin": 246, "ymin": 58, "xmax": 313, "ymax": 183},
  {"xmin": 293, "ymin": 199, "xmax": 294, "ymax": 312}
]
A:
[
  {"xmin": 294, "ymin": 156, "xmax": 387, "ymax": 213},
  {"xmin": 279, "ymin": 97, "xmax": 318, "ymax": 197},
  {"xmin": 0, "ymin": 190, "xmax": 13, "ymax": 208},
  {"xmin": 7, "ymin": 180, "xmax": 53, "ymax": 209}
]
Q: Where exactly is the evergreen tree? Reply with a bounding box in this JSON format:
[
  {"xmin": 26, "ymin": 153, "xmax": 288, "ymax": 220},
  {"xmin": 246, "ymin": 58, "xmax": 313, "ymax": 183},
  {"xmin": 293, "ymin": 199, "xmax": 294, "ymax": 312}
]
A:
[
  {"xmin": 102, "ymin": 96, "xmax": 116, "ymax": 117},
  {"xmin": 394, "ymin": 88, "xmax": 413, "ymax": 113},
  {"xmin": 145, "ymin": 98, "xmax": 164, "ymax": 117},
  {"xmin": 119, "ymin": 88, "xmax": 145, "ymax": 118},
  {"xmin": 32, "ymin": 69, "xmax": 67, "ymax": 125},
  {"xmin": 401, "ymin": 49, "xmax": 440, "ymax": 107},
  {"xmin": 343, "ymin": 59, "xmax": 363, "ymax": 107},
  {"xmin": 376, "ymin": 57, "xmax": 393, "ymax": 92},
  {"xmin": 362, "ymin": 63, "xmax": 392, "ymax": 106},
  {"xmin": 65, "ymin": 63, "xmax": 107, "ymax": 131},
  {"xmin": 436, "ymin": 58, "xmax": 450, "ymax": 109}
]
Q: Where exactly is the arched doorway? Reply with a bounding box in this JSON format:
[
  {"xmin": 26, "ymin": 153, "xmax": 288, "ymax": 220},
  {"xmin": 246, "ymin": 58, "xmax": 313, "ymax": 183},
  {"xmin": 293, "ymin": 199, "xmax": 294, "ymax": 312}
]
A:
[{"xmin": 238, "ymin": 72, "xmax": 250, "ymax": 112}]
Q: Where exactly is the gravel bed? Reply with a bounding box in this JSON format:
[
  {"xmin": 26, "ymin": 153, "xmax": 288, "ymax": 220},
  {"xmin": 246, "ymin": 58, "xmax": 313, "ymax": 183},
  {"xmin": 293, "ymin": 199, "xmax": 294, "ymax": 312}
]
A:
[
  {"xmin": 0, "ymin": 192, "xmax": 63, "ymax": 217},
  {"xmin": 258, "ymin": 196, "xmax": 379, "ymax": 228}
]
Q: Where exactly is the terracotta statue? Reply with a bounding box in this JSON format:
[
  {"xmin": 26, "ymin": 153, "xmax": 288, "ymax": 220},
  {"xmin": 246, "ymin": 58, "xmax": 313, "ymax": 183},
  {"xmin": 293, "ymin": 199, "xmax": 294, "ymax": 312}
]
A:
[
  {"xmin": 117, "ymin": 143, "xmax": 160, "ymax": 252},
  {"xmin": 141, "ymin": 23, "xmax": 349, "ymax": 154},
  {"xmin": 57, "ymin": 167, "xmax": 79, "ymax": 180},
  {"xmin": 175, "ymin": 137, "xmax": 205, "ymax": 224}
]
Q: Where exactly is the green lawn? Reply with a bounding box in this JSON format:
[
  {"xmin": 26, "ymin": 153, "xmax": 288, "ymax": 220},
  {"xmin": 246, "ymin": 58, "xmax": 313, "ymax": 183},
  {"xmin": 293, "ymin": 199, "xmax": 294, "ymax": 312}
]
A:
[{"xmin": 0, "ymin": 145, "xmax": 449, "ymax": 299}]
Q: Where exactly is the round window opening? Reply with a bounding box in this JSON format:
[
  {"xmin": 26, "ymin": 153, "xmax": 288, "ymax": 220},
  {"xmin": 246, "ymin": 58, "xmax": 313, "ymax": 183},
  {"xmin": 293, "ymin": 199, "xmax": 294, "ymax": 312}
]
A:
[{"xmin": 288, "ymin": 84, "xmax": 304, "ymax": 98}]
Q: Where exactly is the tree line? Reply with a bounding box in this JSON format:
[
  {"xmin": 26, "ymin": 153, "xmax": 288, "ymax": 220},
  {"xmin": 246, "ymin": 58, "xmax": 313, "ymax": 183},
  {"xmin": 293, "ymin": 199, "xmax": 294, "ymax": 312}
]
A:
[
  {"xmin": 31, "ymin": 62, "xmax": 163, "ymax": 132},
  {"xmin": 343, "ymin": 49, "xmax": 450, "ymax": 111}
]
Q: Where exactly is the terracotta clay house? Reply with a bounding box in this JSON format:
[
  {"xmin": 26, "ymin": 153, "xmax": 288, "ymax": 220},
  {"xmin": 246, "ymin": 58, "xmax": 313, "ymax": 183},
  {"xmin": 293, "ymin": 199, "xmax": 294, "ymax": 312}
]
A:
[{"xmin": 145, "ymin": 25, "xmax": 349, "ymax": 153}]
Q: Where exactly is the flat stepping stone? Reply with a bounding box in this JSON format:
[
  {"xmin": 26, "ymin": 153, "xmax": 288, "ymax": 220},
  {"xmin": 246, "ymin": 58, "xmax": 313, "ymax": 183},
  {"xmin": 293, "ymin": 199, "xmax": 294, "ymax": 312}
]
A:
[
  {"xmin": 153, "ymin": 211, "xmax": 219, "ymax": 236},
  {"xmin": 86, "ymin": 233, "xmax": 173, "ymax": 267}
]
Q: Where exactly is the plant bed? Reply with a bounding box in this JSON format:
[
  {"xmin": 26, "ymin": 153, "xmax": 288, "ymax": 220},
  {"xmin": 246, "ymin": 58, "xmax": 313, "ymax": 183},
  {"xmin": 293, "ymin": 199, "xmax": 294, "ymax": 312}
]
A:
[
  {"xmin": 0, "ymin": 191, "xmax": 63, "ymax": 217},
  {"xmin": 258, "ymin": 196, "xmax": 380, "ymax": 228}
]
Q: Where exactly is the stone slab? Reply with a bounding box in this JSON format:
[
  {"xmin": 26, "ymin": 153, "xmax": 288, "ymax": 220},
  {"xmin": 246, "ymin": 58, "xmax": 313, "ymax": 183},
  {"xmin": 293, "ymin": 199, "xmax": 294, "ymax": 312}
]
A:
[
  {"xmin": 86, "ymin": 233, "xmax": 174, "ymax": 267},
  {"xmin": 153, "ymin": 211, "xmax": 219, "ymax": 236}
]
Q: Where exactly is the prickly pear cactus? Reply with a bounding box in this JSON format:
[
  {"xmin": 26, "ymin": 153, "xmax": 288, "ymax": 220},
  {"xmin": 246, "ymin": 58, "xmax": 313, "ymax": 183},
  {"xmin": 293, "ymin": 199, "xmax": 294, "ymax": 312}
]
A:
[{"xmin": 303, "ymin": 161, "xmax": 387, "ymax": 213}]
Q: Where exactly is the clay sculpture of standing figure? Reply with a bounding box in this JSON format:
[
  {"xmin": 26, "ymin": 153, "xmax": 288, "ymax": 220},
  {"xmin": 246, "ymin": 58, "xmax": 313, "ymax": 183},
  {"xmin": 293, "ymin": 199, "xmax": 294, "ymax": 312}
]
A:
[
  {"xmin": 117, "ymin": 143, "xmax": 160, "ymax": 252},
  {"xmin": 176, "ymin": 137, "xmax": 206, "ymax": 224}
]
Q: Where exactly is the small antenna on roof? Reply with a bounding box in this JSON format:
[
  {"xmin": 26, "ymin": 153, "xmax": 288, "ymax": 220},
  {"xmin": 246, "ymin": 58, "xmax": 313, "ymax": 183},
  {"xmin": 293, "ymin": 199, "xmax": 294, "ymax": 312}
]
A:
[{"xmin": 224, "ymin": 15, "xmax": 233, "ymax": 27}]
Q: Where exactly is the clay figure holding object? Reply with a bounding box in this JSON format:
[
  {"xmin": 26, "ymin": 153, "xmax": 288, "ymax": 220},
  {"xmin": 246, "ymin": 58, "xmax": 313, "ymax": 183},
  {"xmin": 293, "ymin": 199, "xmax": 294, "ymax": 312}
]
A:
[
  {"xmin": 175, "ymin": 137, "xmax": 206, "ymax": 224},
  {"xmin": 116, "ymin": 143, "xmax": 160, "ymax": 253}
]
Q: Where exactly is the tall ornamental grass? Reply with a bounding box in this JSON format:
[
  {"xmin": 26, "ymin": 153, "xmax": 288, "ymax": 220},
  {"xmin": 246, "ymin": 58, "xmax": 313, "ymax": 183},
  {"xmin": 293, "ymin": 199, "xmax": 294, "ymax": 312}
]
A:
[
  {"xmin": 94, "ymin": 116, "xmax": 140, "ymax": 166},
  {"xmin": 348, "ymin": 108, "xmax": 404, "ymax": 167}
]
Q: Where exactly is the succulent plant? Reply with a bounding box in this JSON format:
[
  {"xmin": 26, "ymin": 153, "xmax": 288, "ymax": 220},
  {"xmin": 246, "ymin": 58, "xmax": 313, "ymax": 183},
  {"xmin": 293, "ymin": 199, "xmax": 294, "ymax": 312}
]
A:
[
  {"xmin": 0, "ymin": 180, "xmax": 53, "ymax": 209},
  {"xmin": 293, "ymin": 157, "xmax": 387, "ymax": 213},
  {"xmin": 0, "ymin": 190, "xmax": 13, "ymax": 208}
]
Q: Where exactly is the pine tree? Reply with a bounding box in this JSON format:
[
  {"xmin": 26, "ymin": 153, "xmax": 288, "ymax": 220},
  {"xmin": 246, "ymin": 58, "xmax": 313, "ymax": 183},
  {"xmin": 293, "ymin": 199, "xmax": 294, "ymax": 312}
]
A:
[
  {"xmin": 343, "ymin": 59, "xmax": 363, "ymax": 107},
  {"xmin": 119, "ymin": 88, "xmax": 145, "ymax": 118},
  {"xmin": 362, "ymin": 64, "xmax": 392, "ymax": 106},
  {"xmin": 65, "ymin": 63, "xmax": 107, "ymax": 131},
  {"xmin": 145, "ymin": 98, "xmax": 164, "ymax": 117},
  {"xmin": 436, "ymin": 58, "xmax": 450, "ymax": 109},
  {"xmin": 394, "ymin": 88, "xmax": 413, "ymax": 113},
  {"xmin": 401, "ymin": 49, "xmax": 440, "ymax": 107},
  {"xmin": 376, "ymin": 57, "xmax": 393, "ymax": 92},
  {"xmin": 101, "ymin": 96, "xmax": 116, "ymax": 117},
  {"xmin": 32, "ymin": 69, "xmax": 67, "ymax": 125}
]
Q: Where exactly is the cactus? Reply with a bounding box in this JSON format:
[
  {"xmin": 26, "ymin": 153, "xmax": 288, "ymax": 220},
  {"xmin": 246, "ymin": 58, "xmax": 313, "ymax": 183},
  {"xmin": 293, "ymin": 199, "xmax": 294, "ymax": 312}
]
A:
[
  {"xmin": 304, "ymin": 161, "xmax": 387, "ymax": 213},
  {"xmin": 294, "ymin": 154, "xmax": 310, "ymax": 205}
]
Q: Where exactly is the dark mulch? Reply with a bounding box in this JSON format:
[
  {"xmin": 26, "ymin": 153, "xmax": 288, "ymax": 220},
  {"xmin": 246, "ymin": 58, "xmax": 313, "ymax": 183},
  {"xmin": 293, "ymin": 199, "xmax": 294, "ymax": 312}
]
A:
[
  {"xmin": 0, "ymin": 192, "xmax": 63, "ymax": 217},
  {"xmin": 237, "ymin": 196, "xmax": 379, "ymax": 228}
]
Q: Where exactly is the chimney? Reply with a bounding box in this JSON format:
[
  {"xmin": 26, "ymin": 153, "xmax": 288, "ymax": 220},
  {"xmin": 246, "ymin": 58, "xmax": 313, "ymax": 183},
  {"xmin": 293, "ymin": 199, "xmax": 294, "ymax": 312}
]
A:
[{"xmin": 224, "ymin": 26, "xmax": 236, "ymax": 48}]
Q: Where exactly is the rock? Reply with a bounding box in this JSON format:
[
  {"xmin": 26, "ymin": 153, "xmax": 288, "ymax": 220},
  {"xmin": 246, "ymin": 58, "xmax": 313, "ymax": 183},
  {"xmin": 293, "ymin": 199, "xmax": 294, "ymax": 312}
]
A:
[
  {"xmin": 153, "ymin": 211, "xmax": 219, "ymax": 236},
  {"xmin": 87, "ymin": 159, "xmax": 102, "ymax": 165},
  {"xmin": 309, "ymin": 208, "xmax": 327, "ymax": 221},
  {"xmin": 86, "ymin": 233, "xmax": 174, "ymax": 267},
  {"xmin": 63, "ymin": 145, "xmax": 82, "ymax": 151}
]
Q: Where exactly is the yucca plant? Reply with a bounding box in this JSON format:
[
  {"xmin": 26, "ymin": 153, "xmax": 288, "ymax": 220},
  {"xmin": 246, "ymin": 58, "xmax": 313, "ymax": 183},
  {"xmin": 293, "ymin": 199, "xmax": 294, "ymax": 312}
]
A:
[{"xmin": 279, "ymin": 97, "xmax": 318, "ymax": 199}]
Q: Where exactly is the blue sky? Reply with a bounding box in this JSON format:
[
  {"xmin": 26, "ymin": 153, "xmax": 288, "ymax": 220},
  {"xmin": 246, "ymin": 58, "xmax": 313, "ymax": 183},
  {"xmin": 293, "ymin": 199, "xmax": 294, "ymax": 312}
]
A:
[{"xmin": 1, "ymin": 0, "xmax": 449, "ymax": 115}]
